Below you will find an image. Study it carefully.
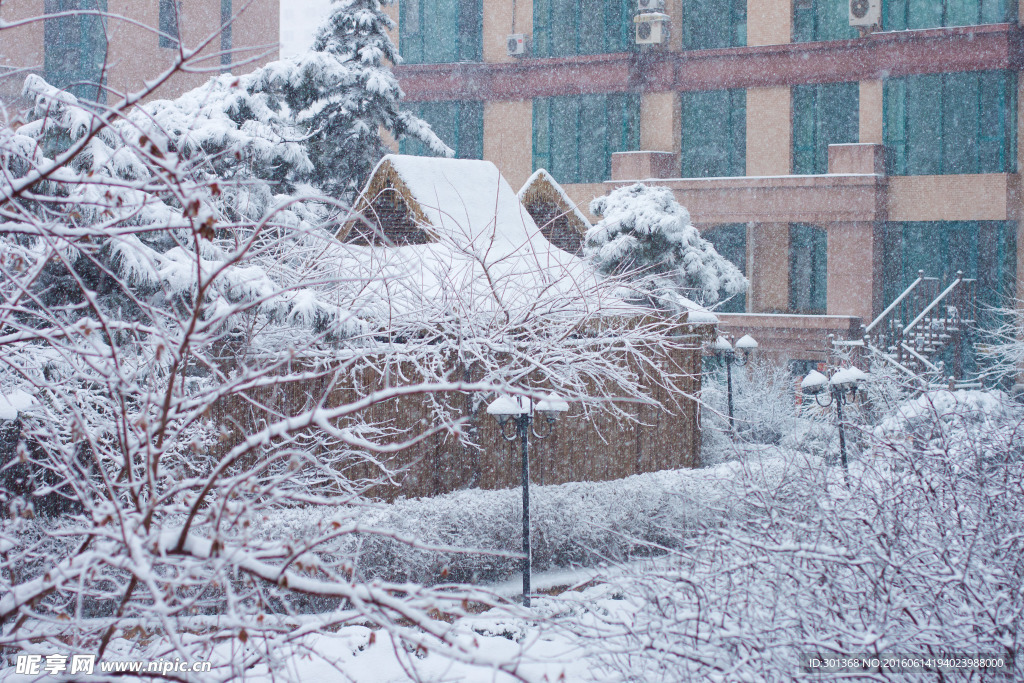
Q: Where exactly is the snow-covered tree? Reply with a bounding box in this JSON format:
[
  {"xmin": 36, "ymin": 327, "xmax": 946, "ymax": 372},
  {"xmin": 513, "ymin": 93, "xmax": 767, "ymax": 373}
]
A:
[
  {"xmin": 246, "ymin": 0, "xmax": 452, "ymax": 200},
  {"xmin": 585, "ymin": 183, "xmax": 748, "ymax": 310},
  {"xmin": 0, "ymin": 49, "xmax": 698, "ymax": 677}
]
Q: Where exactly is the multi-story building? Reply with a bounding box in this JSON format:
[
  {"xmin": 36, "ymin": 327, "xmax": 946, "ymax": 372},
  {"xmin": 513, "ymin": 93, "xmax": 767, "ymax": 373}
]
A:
[
  {"xmin": 387, "ymin": 0, "xmax": 1023, "ymax": 371},
  {"xmin": 0, "ymin": 0, "xmax": 279, "ymax": 104}
]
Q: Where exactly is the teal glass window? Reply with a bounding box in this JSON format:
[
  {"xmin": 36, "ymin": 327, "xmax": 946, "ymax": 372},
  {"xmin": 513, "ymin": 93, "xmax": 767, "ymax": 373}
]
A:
[
  {"xmin": 158, "ymin": 0, "xmax": 178, "ymax": 48},
  {"xmin": 44, "ymin": 0, "xmax": 107, "ymax": 102},
  {"xmin": 792, "ymin": 82, "xmax": 859, "ymax": 174},
  {"xmin": 702, "ymin": 224, "xmax": 747, "ymax": 312},
  {"xmin": 884, "ymin": 0, "xmax": 1015, "ymax": 30},
  {"xmin": 533, "ymin": 93, "xmax": 640, "ymax": 184},
  {"xmin": 884, "ymin": 71, "xmax": 1016, "ymax": 175},
  {"xmin": 533, "ymin": 0, "xmax": 633, "ymax": 58},
  {"xmin": 883, "ymin": 221, "xmax": 1017, "ymax": 308},
  {"xmin": 793, "ymin": 0, "xmax": 857, "ymax": 42},
  {"xmin": 400, "ymin": 0, "xmax": 482, "ymax": 64},
  {"xmin": 680, "ymin": 0, "xmax": 746, "ymax": 50},
  {"xmin": 681, "ymin": 89, "xmax": 746, "ymax": 177},
  {"xmin": 399, "ymin": 100, "xmax": 484, "ymax": 160},
  {"xmin": 790, "ymin": 223, "xmax": 827, "ymax": 314},
  {"xmin": 221, "ymin": 0, "xmax": 232, "ymax": 71}
]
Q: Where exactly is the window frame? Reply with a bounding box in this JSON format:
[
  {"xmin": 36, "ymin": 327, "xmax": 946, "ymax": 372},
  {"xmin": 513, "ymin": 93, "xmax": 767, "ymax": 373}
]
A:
[
  {"xmin": 532, "ymin": 0, "xmax": 634, "ymax": 59},
  {"xmin": 679, "ymin": 0, "xmax": 746, "ymax": 51},
  {"xmin": 701, "ymin": 223, "xmax": 748, "ymax": 312},
  {"xmin": 789, "ymin": 223, "xmax": 828, "ymax": 314},
  {"xmin": 43, "ymin": 0, "xmax": 107, "ymax": 102},
  {"xmin": 532, "ymin": 92, "xmax": 641, "ymax": 185},
  {"xmin": 884, "ymin": 70, "xmax": 1017, "ymax": 176},
  {"xmin": 680, "ymin": 88, "xmax": 747, "ymax": 178},
  {"xmin": 792, "ymin": 81, "xmax": 859, "ymax": 175},
  {"xmin": 399, "ymin": 0, "xmax": 482, "ymax": 65}
]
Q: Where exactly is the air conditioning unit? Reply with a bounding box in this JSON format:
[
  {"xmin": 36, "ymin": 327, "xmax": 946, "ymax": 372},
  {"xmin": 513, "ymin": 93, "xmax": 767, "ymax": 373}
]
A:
[
  {"xmin": 507, "ymin": 33, "xmax": 528, "ymax": 56},
  {"xmin": 637, "ymin": 0, "xmax": 665, "ymax": 11},
  {"xmin": 634, "ymin": 12, "xmax": 669, "ymax": 45},
  {"xmin": 849, "ymin": 0, "xmax": 881, "ymax": 28}
]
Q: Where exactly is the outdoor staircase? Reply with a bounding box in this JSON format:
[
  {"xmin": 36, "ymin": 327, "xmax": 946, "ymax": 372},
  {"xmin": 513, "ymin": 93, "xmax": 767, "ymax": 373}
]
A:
[{"xmin": 845, "ymin": 270, "xmax": 979, "ymax": 387}]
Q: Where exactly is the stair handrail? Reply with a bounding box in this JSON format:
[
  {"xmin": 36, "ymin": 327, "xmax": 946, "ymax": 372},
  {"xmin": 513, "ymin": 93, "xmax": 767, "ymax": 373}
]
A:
[
  {"xmin": 864, "ymin": 270, "xmax": 926, "ymax": 335},
  {"xmin": 902, "ymin": 271, "xmax": 964, "ymax": 337}
]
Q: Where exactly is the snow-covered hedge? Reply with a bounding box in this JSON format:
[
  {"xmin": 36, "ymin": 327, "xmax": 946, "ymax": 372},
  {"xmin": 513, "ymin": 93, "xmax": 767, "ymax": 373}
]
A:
[{"xmin": 256, "ymin": 454, "xmax": 796, "ymax": 586}]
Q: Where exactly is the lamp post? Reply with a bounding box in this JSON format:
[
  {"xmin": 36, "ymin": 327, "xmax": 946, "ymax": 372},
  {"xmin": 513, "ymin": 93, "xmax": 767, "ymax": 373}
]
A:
[
  {"xmin": 711, "ymin": 334, "xmax": 758, "ymax": 436},
  {"xmin": 486, "ymin": 392, "xmax": 569, "ymax": 607},
  {"xmin": 801, "ymin": 367, "xmax": 868, "ymax": 485}
]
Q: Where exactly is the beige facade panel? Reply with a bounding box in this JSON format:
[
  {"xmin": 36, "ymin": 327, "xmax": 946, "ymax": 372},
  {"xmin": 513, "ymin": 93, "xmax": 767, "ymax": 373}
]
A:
[
  {"xmin": 383, "ymin": 0, "xmax": 398, "ymax": 45},
  {"xmin": 859, "ymin": 79, "xmax": 883, "ymax": 144},
  {"xmin": 0, "ymin": 0, "xmax": 46, "ymax": 102},
  {"xmin": 888, "ymin": 174, "xmax": 1014, "ymax": 221},
  {"xmin": 483, "ymin": 99, "xmax": 533, "ymax": 189},
  {"xmin": 231, "ymin": 0, "xmax": 280, "ymax": 70},
  {"xmin": 826, "ymin": 221, "xmax": 883, "ymax": 320},
  {"xmin": 746, "ymin": 85, "xmax": 791, "ymax": 176},
  {"xmin": 594, "ymin": 174, "xmax": 884, "ymax": 225},
  {"xmin": 1, "ymin": 0, "xmax": 278, "ymax": 105},
  {"xmin": 640, "ymin": 91, "xmax": 681, "ymax": 156},
  {"xmin": 748, "ymin": 223, "xmax": 790, "ymax": 313},
  {"xmin": 482, "ymin": 0, "xmax": 531, "ymax": 63},
  {"xmin": 560, "ymin": 183, "xmax": 608, "ymax": 222},
  {"xmin": 746, "ymin": 0, "xmax": 791, "ymax": 46}
]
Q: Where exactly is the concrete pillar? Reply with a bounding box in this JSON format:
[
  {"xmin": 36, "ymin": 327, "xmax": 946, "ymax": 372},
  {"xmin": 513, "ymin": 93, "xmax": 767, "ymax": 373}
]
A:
[
  {"xmin": 748, "ymin": 222, "xmax": 790, "ymax": 312},
  {"xmin": 484, "ymin": 99, "xmax": 534, "ymax": 189},
  {"xmin": 383, "ymin": 1, "xmax": 399, "ymax": 46},
  {"xmin": 747, "ymin": 0, "xmax": 792, "ymax": 46},
  {"xmin": 826, "ymin": 221, "xmax": 883, "ymax": 321},
  {"xmin": 859, "ymin": 80, "xmax": 884, "ymax": 144},
  {"xmin": 746, "ymin": 86, "xmax": 792, "ymax": 176},
  {"xmin": 640, "ymin": 91, "xmax": 681, "ymax": 164}
]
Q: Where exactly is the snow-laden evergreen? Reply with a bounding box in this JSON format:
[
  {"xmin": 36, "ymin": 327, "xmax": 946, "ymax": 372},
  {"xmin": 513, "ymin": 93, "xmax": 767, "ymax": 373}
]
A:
[
  {"xmin": 266, "ymin": 0, "xmax": 452, "ymax": 199},
  {"xmin": 585, "ymin": 183, "xmax": 748, "ymax": 310}
]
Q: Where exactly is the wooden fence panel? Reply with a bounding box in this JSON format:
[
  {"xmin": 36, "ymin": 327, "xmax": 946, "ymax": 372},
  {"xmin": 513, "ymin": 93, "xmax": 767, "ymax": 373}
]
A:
[{"xmin": 209, "ymin": 343, "xmax": 705, "ymax": 501}]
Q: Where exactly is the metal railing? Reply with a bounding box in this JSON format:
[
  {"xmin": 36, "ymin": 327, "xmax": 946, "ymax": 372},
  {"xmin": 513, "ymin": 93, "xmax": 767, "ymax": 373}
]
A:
[{"xmin": 859, "ymin": 270, "xmax": 977, "ymax": 382}]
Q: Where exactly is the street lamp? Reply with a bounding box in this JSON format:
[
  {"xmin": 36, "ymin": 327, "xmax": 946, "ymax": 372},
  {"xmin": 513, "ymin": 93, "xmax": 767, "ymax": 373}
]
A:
[
  {"xmin": 801, "ymin": 367, "xmax": 868, "ymax": 484},
  {"xmin": 486, "ymin": 392, "xmax": 569, "ymax": 607},
  {"xmin": 711, "ymin": 334, "xmax": 758, "ymax": 436}
]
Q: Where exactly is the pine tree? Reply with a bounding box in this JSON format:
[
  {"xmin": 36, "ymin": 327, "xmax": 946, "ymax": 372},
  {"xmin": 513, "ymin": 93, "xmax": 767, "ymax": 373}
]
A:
[
  {"xmin": 585, "ymin": 183, "xmax": 748, "ymax": 310},
  {"xmin": 250, "ymin": 0, "xmax": 451, "ymax": 201}
]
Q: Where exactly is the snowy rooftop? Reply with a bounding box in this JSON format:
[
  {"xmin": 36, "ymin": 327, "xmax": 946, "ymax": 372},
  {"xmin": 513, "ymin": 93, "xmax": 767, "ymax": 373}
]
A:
[{"xmin": 333, "ymin": 155, "xmax": 716, "ymax": 328}]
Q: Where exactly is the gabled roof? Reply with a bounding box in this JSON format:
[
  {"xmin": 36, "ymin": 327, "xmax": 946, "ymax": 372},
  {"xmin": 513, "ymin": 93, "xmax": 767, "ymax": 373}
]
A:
[
  {"xmin": 329, "ymin": 155, "xmax": 716, "ymax": 329},
  {"xmin": 341, "ymin": 155, "xmax": 543, "ymax": 249},
  {"xmin": 518, "ymin": 169, "xmax": 592, "ymax": 256}
]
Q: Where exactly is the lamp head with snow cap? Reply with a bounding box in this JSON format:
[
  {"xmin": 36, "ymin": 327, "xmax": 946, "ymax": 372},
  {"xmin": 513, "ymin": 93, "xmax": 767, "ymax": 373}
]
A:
[
  {"xmin": 486, "ymin": 394, "xmax": 528, "ymax": 427},
  {"xmin": 805, "ymin": 366, "xmax": 869, "ymax": 406},
  {"xmin": 535, "ymin": 392, "xmax": 569, "ymax": 424},
  {"xmin": 711, "ymin": 333, "xmax": 758, "ymax": 366}
]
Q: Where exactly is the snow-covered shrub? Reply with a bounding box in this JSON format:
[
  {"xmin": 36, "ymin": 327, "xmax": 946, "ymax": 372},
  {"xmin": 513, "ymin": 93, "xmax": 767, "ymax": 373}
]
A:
[
  {"xmin": 700, "ymin": 359, "xmax": 844, "ymax": 464},
  {"xmin": 569, "ymin": 400, "xmax": 1024, "ymax": 681},
  {"xmin": 585, "ymin": 183, "xmax": 747, "ymax": 310}
]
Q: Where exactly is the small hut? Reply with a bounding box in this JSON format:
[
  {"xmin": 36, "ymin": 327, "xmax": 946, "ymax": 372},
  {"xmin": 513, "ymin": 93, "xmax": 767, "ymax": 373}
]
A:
[
  {"xmin": 318, "ymin": 155, "xmax": 716, "ymax": 494},
  {"xmin": 517, "ymin": 169, "xmax": 592, "ymax": 256}
]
